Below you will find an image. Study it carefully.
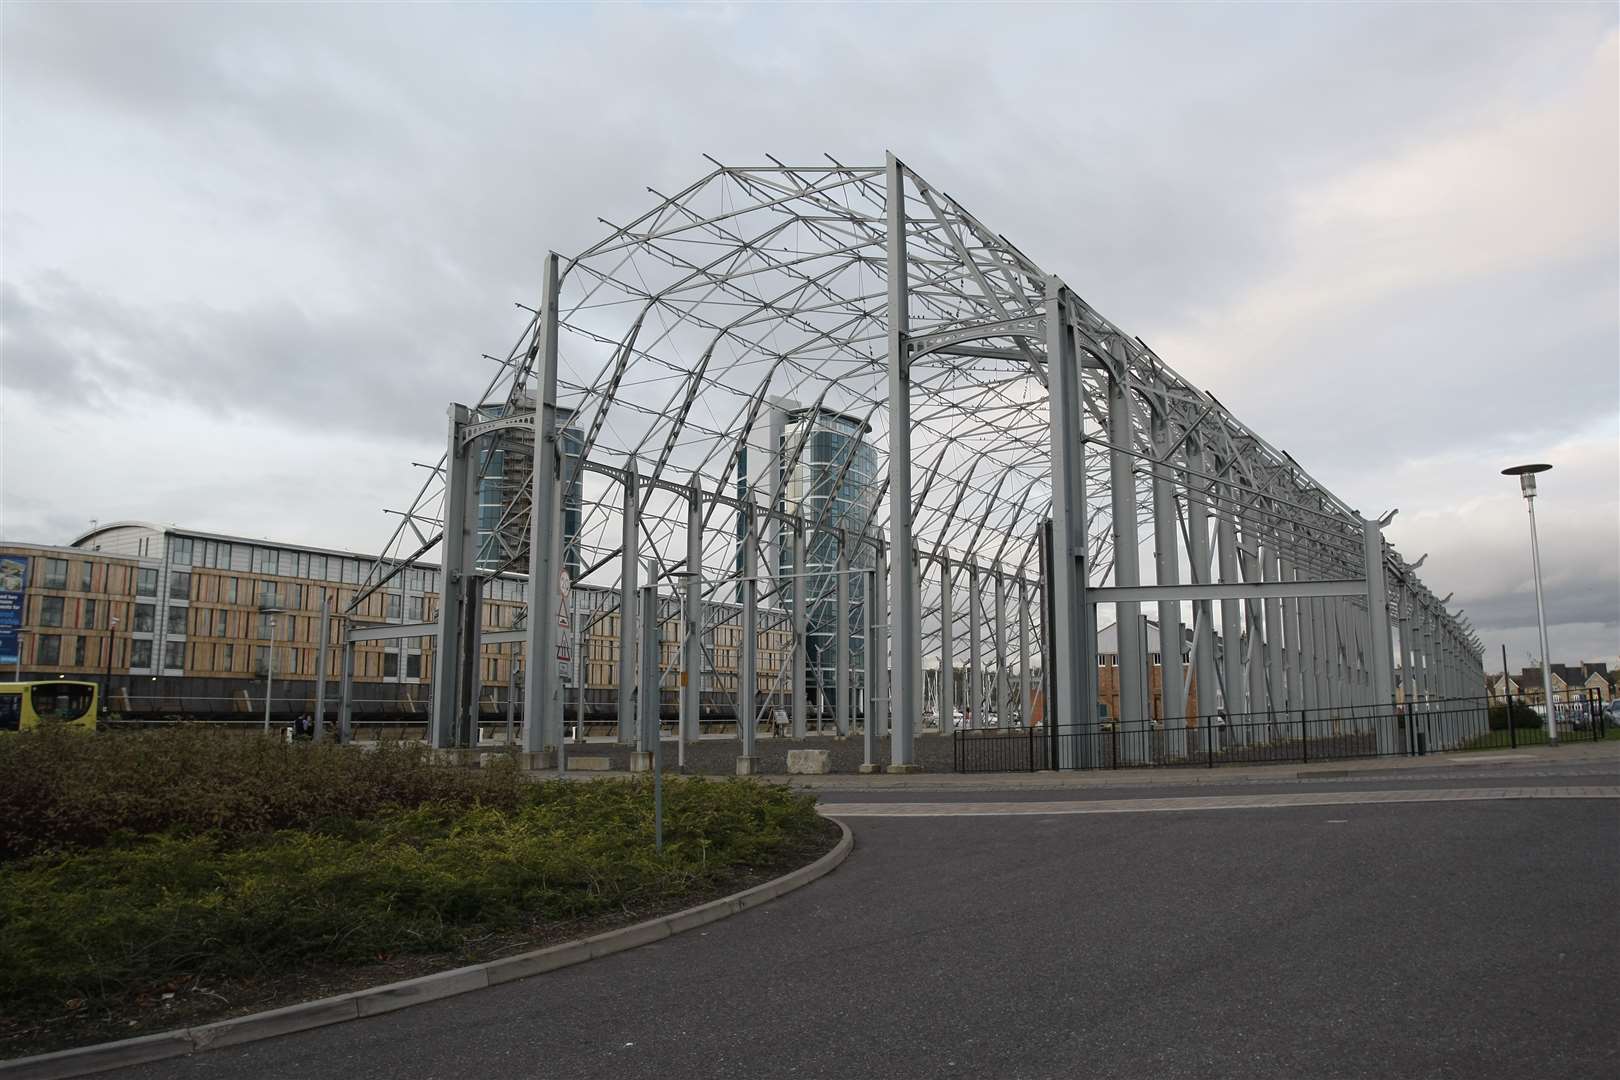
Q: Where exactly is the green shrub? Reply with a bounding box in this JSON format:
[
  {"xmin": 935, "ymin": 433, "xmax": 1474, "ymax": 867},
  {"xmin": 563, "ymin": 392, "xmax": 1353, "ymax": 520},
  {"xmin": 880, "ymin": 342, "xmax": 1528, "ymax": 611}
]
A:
[
  {"xmin": 0, "ymin": 727, "xmax": 526, "ymax": 861},
  {"xmin": 1487, "ymin": 701, "xmax": 1541, "ymax": 731},
  {"xmin": 0, "ymin": 729, "xmax": 825, "ymax": 1024}
]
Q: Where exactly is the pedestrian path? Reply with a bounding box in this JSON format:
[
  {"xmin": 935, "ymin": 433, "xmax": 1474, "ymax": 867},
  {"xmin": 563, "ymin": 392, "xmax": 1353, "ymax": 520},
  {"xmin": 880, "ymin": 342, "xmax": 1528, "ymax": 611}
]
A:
[{"xmin": 819, "ymin": 785, "xmax": 1620, "ymax": 817}]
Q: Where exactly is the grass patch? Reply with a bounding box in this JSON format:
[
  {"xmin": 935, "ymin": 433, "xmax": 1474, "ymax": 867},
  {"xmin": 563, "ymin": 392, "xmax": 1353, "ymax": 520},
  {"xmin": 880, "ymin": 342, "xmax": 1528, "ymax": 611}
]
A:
[{"xmin": 0, "ymin": 728, "xmax": 830, "ymax": 1052}]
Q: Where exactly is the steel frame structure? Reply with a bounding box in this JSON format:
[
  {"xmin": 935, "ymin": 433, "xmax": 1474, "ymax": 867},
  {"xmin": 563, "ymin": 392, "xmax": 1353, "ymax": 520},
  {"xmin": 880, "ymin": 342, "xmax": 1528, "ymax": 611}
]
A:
[{"xmin": 342, "ymin": 152, "xmax": 1487, "ymax": 768}]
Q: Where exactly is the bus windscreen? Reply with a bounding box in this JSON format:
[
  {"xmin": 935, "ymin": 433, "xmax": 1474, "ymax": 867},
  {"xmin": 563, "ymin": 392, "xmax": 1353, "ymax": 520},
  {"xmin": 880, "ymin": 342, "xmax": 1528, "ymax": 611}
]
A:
[{"xmin": 30, "ymin": 684, "xmax": 94, "ymax": 722}]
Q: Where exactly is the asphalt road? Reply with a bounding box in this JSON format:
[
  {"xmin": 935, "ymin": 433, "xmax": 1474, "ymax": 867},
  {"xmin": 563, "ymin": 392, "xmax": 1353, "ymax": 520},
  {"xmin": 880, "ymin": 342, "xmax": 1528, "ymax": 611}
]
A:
[{"xmin": 111, "ymin": 793, "xmax": 1618, "ymax": 1080}]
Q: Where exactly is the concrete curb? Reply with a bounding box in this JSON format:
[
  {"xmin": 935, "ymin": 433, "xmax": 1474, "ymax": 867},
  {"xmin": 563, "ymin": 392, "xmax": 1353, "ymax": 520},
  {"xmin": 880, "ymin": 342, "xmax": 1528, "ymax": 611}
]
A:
[{"xmin": 1, "ymin": 822, "xmax": 854, "ymax": 1080}]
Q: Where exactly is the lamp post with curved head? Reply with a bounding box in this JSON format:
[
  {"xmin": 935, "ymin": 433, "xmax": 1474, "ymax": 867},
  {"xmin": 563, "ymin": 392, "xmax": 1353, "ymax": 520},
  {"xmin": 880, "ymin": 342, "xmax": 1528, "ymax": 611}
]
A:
[
  {"xmin": 1502, "ymin": 464, "xmax": 1556, "ymax": 745},
  {"xmin": 260, "ymin": 606, "xmax": 285, "ymax": 734}
]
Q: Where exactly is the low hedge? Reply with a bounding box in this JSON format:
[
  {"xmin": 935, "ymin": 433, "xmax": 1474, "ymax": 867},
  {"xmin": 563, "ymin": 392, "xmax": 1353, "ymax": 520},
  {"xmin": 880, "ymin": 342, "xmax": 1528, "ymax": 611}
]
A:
[
  {"xmin": 0, "ymin": 729, "xmax": 825, "ymax": 1026},
  {"xmin": 0, "ymin": 726, "xmax": 531, "ymax": 861}
]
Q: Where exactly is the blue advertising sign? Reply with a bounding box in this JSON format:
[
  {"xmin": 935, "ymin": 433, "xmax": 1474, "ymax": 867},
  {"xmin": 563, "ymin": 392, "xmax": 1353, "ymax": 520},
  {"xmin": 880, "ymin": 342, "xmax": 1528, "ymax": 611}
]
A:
[{"xmin": 0, "ymin": 555, "xmax": 26, "ymax": 667}]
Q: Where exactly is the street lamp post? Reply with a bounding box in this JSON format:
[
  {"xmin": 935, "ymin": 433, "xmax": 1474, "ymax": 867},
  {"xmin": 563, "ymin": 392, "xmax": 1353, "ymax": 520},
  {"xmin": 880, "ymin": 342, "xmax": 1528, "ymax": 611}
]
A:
[
  {"xmin": 1501, "ymin": 464, "xmax": 1557, "ymax": 746},
  {"xmin": 261, "ymin": 606, "xmax": 285, "ymax": 734},
  {"xmin": 102, "ymin": 615, "xmax": 119, "ymax": 719}
]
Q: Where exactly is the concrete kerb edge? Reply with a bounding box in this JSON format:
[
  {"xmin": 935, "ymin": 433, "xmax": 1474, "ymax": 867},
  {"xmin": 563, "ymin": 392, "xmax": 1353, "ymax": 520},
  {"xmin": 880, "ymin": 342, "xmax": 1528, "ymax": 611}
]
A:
[{"xmin": 0, "ymin": 821, "xmax": 855, "ymax": 1080}]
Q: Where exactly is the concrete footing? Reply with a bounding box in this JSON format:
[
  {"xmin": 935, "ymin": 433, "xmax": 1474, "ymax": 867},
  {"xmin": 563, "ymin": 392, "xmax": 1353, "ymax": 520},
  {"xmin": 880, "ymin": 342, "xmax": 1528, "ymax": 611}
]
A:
[
  {"xmin": 628, "ymin": 752, "xmax": 654, "ymax": 773},
  {"xmin": 885, "ymin": 763, "xmax": 925, "ymax": 775},
  {"xmin": 735, "ymin": 756, "xmax": 759, "ymax": 775},
  {"xmin": 857, "ymin": 762, "xmax": 883, "ymax": 775},
  {"xmin": 786, "ymin": 749, "xmax": 833, "ymax": 775}
]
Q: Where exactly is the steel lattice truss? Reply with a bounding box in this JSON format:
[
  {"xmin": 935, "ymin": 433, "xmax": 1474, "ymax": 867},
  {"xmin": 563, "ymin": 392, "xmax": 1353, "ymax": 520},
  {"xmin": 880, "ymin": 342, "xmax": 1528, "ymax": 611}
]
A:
[{"xmin": 353, "ymin": 154, "xmax": 1484, "ymax": 747}]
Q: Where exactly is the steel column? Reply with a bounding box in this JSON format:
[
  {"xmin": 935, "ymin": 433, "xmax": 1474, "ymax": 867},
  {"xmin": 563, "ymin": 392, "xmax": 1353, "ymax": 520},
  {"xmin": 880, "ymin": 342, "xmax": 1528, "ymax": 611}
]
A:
[
  {"xmin": 1150, "ymin": 404, "xmax": 1185, "ymax": 758},
  {"xmin": 739, "ymin": 504, "xmax": 758, "ymax": 763},
  {"xmin": 791, "ymin": 522, "xmax": 808, "ymax": 739},
  {"xmin": 681, "ymin": 485, "xmax": 703, "ymax": 758},
  {"xmin": 968, "ymin": 564, "xmax": 982, "ymax": 729},
  {"xmin": 835, "ymin": 532, "xmax": 851, "ymax": 736},
  {"xmin": 617, "ymin": 463, "xmax": 640, "ymax": 747},
  {"xmin": 523, "ymin": 254, "xmax": 564, "ymax": 758},
  {"xmin": 1045, "ymin": 279, "xmax": 1096, "ymax": 768},
  {"xmin": 885, "ymin": 153, "xmax": 918, "ymax": 769},
  {"xmin": 312, "ymin": 593, "xmax": 330, "ymax": 743},
  {"xmin": 431, "ymin": 403, "xmax": 477, "ymax": 749},
  {"xmin": 1018, "ymin": 577, "xmax": 1032, "ymax": 727},
  {"xmin": 938, "ymin": 555, "xmax": 954, "ymax": 733},
  {"xmin": 1108, "ymin": 369, "xmax": 1145, "ymax": 758}
]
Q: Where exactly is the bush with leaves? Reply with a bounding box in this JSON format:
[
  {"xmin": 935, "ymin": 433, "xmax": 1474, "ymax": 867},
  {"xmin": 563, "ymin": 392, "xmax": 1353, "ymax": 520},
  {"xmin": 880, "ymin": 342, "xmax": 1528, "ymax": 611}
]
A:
[{"xmin": 0, "ymin": 729, "xmax": 826, "ymax": 1024}]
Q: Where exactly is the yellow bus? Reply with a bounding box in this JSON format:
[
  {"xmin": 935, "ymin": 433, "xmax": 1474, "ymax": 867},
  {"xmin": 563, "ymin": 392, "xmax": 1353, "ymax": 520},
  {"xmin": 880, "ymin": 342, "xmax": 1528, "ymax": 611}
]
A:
[{"xmin": 0, "ymin": 680, "xmax": 99, "ymax": 733}]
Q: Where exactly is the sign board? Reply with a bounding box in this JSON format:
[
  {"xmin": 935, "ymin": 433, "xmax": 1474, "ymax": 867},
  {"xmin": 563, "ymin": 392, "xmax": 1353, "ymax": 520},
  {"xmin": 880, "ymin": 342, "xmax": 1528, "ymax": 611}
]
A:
[
  {"xmin": 557, "ymin": 570, "xmax": 572, "ymax": 685},
  {"xmin": 0, "ymin": 556, "xmax": 27, "ymax": 666}
]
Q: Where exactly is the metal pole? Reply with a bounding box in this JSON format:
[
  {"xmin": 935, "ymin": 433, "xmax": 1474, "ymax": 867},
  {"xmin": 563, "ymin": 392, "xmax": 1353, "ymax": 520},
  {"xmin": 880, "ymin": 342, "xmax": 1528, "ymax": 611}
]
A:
[
  {"xmin": 1523, "ymin": 491, "xmax": 1557, "ymax": 746},
  {"xmin": 738, "ymin": 504, "xmax": 758, "ymax": 770},
  {"xmin": 573, "ymin": 586, "xmax": 584, "ymax": 745},
  {"xmin": 884, "ymin": 152, "xmax": 918, "ymax": 770},
  {"xmin": 682, "ymin": 485, "xmax": 703, "ymax": 765},
  {"xmin": 968, "ymin": 563, "xmax": 982, "ymax": 729},
  {"xmin": 1502, "ymin": 643, "xmax": 1516, "ymax": 749},
  {"xmin": 1108, "ymin": 366, "xmax": 1145, "ymax": 757},
  {"xmin": 505, "ymin": 656, "xmax": 517, "ymax": 745},
  {"xmin": 835, "ymin": 533, "xmax": 851, "ymax": 737},
  {"xmin": 337, "ymin": 622, "xmax": 353, "ymax": 744},
  {"xmin": 639, "ymin": 584, "xmax": 662, "ymax": 852},
  {"xmin": 263, "ymin": 611, "xmax": 276, "ymax": 734},
  {"xmin": 791, "ymin": 522, "xmax": 808, "ymax": 739},
  {"xmin": 863, "ymin": 567, "xmax": 878, "ymax": 770},
  {"xmin": 618, "ymin": 463, "xmax": 641, "ymax": 748},
  {"xmin": 523, "ymin": 253, "xmax": 564, "ymax": 760},
  {"xmin": 313, "ymin": 594, "xmax": 330, "ymax": 743},
  {"xmin": 1044, "ymin": 278, "xmax": 1094, "ymax": 769},
  {"xmin": 939, "ymin": 556, "xmax": 954, "ymax": 732}
]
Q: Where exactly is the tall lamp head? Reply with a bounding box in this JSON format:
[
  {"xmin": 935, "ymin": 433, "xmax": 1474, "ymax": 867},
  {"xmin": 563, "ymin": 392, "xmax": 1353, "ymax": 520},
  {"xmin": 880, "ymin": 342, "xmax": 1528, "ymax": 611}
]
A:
[{"xmin": 1502, "ymin": 463, "xmax": 1551, "ymax": 499}]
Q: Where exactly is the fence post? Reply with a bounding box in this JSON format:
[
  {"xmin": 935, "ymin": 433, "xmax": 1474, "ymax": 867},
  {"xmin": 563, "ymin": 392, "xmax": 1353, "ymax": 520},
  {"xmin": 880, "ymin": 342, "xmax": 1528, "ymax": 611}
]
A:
[{"xmin": 1301, "ymin": 710, "xmax": 1308, "ymax": 765}]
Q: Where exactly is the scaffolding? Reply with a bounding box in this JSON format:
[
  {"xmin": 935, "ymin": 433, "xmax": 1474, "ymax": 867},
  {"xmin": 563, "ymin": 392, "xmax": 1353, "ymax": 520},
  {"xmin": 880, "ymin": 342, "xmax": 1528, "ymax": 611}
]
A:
[{"xmin": 342, "ymin": 153, "xmax": 1488, "ymax": 769}]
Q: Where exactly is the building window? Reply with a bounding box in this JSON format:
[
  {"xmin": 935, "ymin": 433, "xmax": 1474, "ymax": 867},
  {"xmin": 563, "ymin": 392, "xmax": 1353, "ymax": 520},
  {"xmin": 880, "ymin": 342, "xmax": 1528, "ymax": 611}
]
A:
[
  {"xmin": 406, "ymin": 653, "xmax": 422, "ymax": 679},
  {"xmin": 167, "ymin": 606, "xmax": 187, "ymax": 635},
  {"xmin": 83, "ymin": 599, "xmax": 97, "ymax": 628},
  {"xmin": 387, "ymin": 593, "xmax": 401, "ymax": 620},
  {"xmin": 408, "ymin": 595, "xmax": 424, "ymax": 621},
  {"xmin": 257, "ymin": 612, "xmax": 276, "ymax": 639},
  {"xmin": 80, "ymin": 562, "xmax": 94, "ymax": 592},
  {"xmin": 36, "ymin": 635, "xmax": 60, "ymax": 665},
  {"xmin": 221, "ymin": 644, "xmax": 234, "ymax": 671},
  {"xmin": 131, "ymin": 639, "xmax": 152, "ymax": 669},
  {"xmin": 309, "ymin": 554, "xmax": 326, "ymax": 580},
  {"xmin": 169, "ymin": 571, "xmax": 191, "ymax": 600},
  {"xmin": 170, "ymin": 537, "xmax": 193, "ymax": 565},
  {"xmin": 215, "ymin": 610, "xmax": 228, "ymax": 637},
  {"xmin": 288, "ymin": 583, "xmax": 303, "ymax": 610},
  {"xmin": 227, "ymin": 577, "xmax": 239, "ymax": 604},
  {"xmin": 164, "ymin": 641, "xmax": 184, "ymax": 670},
  {"xmin": 258, "ymin": 580, "xmax": 281, "ymax": 609},
  {"xmin": 43, "ymin": 558, "xmax": 67, "ymax": 589},
  {"xmin": 39, "ymin": 596, "xmax": 64, "ymax": 627},
  {"xmin": 253, "ymin": 646, "xmax": 270, "ymax": 675},
  {"xmin": 73, "ymin": 637, "xmax": 86, "ymax": 666},
  {"xmin": 136, "ymin": 568, "xmax": 158, "ymax": 597},
  {"xmin": 285, "ymin": 649, "xmax": 300, "ymax": 675},
  {"xmin": 279, "ymin": 551, "xmax": 298, "ymax": 577},
  {"xmin": 383, "ymin": 651, "xmax": 399, "ymax": 678},
  {"xmin": 132, "ymin": 603, "xmax": 155, "ymax": 633}
]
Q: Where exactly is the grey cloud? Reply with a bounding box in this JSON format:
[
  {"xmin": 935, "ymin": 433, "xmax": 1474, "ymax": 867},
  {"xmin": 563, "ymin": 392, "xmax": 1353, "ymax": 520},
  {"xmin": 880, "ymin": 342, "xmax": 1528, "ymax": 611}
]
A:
[
  {"xmin": 2, "ymin": 2, "xmax": 1616, "ymax": 588},
  {"xmin": 1, "ymin": 276, "xmax": 474, "ymax": 438}
]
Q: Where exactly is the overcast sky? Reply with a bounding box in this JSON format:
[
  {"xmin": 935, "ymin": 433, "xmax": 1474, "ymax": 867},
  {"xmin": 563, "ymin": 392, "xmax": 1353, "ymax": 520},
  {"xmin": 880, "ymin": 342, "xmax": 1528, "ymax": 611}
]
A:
[{"xmin": 2, "ymin": 2, "xmax": 1616, "ymax": 669}]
